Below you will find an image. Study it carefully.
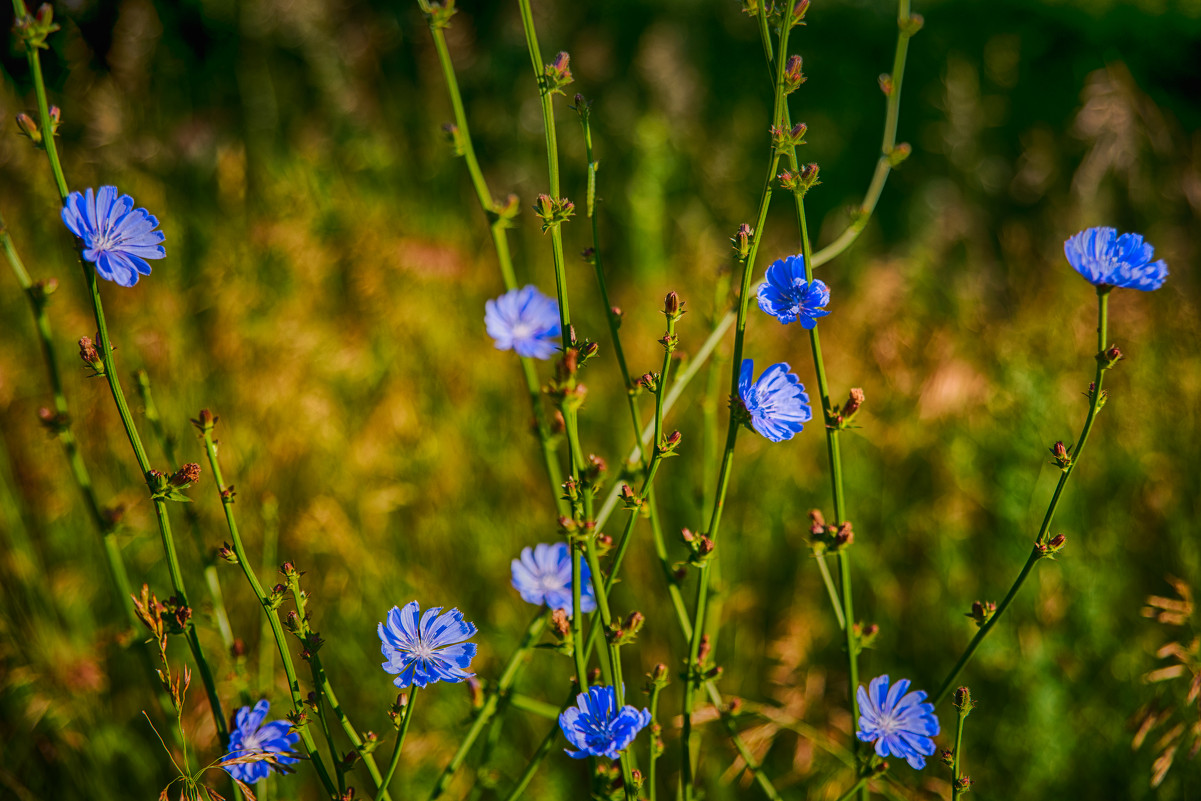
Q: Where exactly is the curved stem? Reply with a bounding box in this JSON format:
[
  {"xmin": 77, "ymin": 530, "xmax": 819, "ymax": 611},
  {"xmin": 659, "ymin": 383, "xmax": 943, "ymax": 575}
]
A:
[
  {"xmin": 933, "ymin": 288, "xmax": 1110, "ymax": 706},
  {"xmin": 682, "ymin": 1, "xmax": 796, "ymax": 789},
  {"xmin": 200, "ymin": 428, "xmax": 339, "ymax": 796}
]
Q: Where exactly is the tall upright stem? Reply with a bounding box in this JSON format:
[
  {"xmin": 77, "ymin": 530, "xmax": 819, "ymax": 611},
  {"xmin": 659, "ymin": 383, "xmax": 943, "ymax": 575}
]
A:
[
  {"xmin": 200, "ymin": 426, "xmax": 338, "ymax": 797},
  {"xmin": 933, "ymin": 288, "xmax": 1111, "ymax": 705},
  {"xmin": 13, "ymin": 1, "xmax": 227, "ymax": 742}
]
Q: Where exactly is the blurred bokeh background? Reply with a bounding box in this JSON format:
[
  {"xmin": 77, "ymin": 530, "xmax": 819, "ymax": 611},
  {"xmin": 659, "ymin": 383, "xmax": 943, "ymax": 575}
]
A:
[{"xmin": 0, "ymin": 0, "xmax": 1198, "ymax": 798}]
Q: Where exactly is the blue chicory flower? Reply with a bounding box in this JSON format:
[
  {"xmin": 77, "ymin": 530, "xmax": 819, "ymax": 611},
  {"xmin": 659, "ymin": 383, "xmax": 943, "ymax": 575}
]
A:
[
  {"xmin": 756, "ymin": 254, "xmax": 831, "ymax": 327},
  {"xmin": 511, "ymin": 542, "xmax": 597, "ymax": 615},
  {"xmin": 737, "ymin": 359, "xmax": 812, "ymax": 442},
  {"xmin": 222, "ymin": 700, "xmax": 300, "ymax": 785},
  {"xmin": 1063, "ymin": 227, "xmax": 1168, "ymax": 291},
  {"xmin": 378, "ymin": 601, "xmax": 478, "ymax": 689},
  {"xmin": 485, "ymin": 285, "xmax": 562, "ymax": 359},
  {"xmin": 856, "ymin": 674, "xmax": 940, "ymax": 770},
  {"xmin": 559, "ymin": 685, "xmax": 652, "ymax": 760},
  {"xmin": 61, "ymin": 186, "xmax": 166, "ymax": 288}
]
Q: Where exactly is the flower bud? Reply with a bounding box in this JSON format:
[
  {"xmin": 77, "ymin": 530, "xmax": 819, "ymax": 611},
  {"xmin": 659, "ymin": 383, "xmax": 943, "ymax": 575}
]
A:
[
  {"xmin": 1097, "ymin": 344, "xmax": 1123, "ymax": 369},
  {"xmin": 879, "ymin": 73, "xmax": 894, "ymax": 95},
  {"xmin": 953, "ymin": 685, "xmax": 975, "ymax": 713},
  {"xmin": 170, "ymin": 462, "xmax": 201, "ymax": 487},
  {"xmin": 965, "ymin": 600, "xmax": 996, "ymax": 628},
  {"xmin": 218, "ymin": 542, "xmax": 239, "ymax": 563},
  {"xmin": 663, "ymin": 291, "xmax": 684, "ymax": 320},
  {"xmin": 887, "ymin": 142, "xmax": 912, "ymax": 167},
  {"xmin": 191, "ymin": 408, "xmax": 218, "ymax": 433},
  {"xmin": 783, "ymin": 55, "xmax": 805, "ymax": 94},
  {"xmin": 731, "ymin": 223, "xmax": 753, "ymax": 260},
  {"xmin": 544, "ymin": 51, "xmax": 573, "ymax": 94},
  {"xmin": 15, "ymin": 112, "xmax": 40, "ymax": 144},
  {"xmin": 808, "ymin": 509, "xmax": 826, "ymax": 533},
  {"xmin": 78, "ymin": 336, "xmax": 105, "ymax": 375}
]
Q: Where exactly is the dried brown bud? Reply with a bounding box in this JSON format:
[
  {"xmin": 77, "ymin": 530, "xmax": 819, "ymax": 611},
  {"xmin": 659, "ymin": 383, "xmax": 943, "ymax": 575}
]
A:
[{"xmin": 170, "ymin": 463, "xmax": 201, "ymax": 487}]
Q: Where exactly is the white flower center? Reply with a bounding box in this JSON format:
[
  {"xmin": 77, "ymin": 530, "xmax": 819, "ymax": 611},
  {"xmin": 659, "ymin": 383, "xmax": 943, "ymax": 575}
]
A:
[{"xmin": 510, "ymin": 321, "xmax": 534, "ymax": 341}]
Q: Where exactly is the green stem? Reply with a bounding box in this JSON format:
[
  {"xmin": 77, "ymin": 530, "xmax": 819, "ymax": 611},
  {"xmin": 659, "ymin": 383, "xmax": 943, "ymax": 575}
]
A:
[
  {"xmin": 135, "ymin": 371, "xmax": 235, "ymax": 650},
  {"xmin": 15, "ymin": 0, "xmax": 228, "ymax": 744},
  {"xmin": 932, "ymin": 288, "xmax": 1110, "ymax": 706},
  {"xmin": 951, "ymin": 698, "xmax": 968, "ymax": 800},
  {"xmin": 500, "ymin": 715, "xmax": 561, "ymax": 801},
  {"xmin": 200, "ymin": 427, "xmax": 338, "ymax": 796},
  {"xmin": 419, "ymin": 1, "xmax": 566, "ymax": 516},
  {"xmin": 834, "ymin": 776, "xmax": 870, "ymax": 801},
  {"xmin": 375, "ymin": 686, "xmax": 418, "ymax": 801},
  {"xmin": 429, "ymin": 611, "xmax": 548, "ymax": 799},
  {"xmin": 0, "ymin": 213, "xmax": 138, "ymax": 626},
  {"xmin": 647, "ymin": 680, "xmax": 664, "ymax": 801},
  {"xmin": 683, "ymin": 4, "xmax": 796, "ymax": 789}
]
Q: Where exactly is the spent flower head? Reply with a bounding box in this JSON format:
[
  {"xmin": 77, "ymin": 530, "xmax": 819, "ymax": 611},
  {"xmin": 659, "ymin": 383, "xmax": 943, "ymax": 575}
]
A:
[
  {"xmin": 756, "ymin": 254, "xmax": 830, "ymax": 327},
  {"xmin": 61, "ymin": 186, "xmax": 166, "ymax": 287},
  {"xmin": 856, "ymin": 674, "xmax": 940, "ymax": 770},
  {"xmin": 1063, "ymin": 227, "xmax": 1168, "ymax": 291},
  {"xmin": 511, "ymin": 542, "xmax": 596, "ymax": 615},
  {"xmin": 222, "ymin": 700, "xmax": 300, "ymax": 785},
  {"xmin": 378, "ymin": 601, "xmax": 477, "ymax": 688},
  {"xmin": 736, "ymin": 359, "xmax": 812, "ymax": 442},
  {"xmin": 559, "ymin": 685, "xmax": 652, "ymax": 760},
  {"xmin": 485, "ymin": 285, "xmax": 561, "ymax": 360}
]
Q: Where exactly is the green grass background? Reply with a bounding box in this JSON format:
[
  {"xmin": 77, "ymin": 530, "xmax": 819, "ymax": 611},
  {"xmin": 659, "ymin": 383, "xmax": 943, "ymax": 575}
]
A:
[{"xmin": 0, "ymin": 0, "xmax": 1199, "ymax": 798}]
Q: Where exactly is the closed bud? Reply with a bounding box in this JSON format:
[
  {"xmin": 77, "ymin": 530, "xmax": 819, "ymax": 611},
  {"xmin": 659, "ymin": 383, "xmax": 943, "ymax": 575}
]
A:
[
  {"xmin": 731, "ymin": 223, "xmax": 753, "ymax": 259},
  {"xmin": 191, "ymin": 408, "xmax": 218, "ymax": 433},
  {"xmin": 638, "ymin": 372, "xmax": 659, "ymax": 392},
  {"xmin": 231, "ymin": 638, "xmax": 246, "ymax": 658},
  {"xmin": 659, "ymin": 430, "xmax": 682, "ymax": 455},
  {"xmin": 783, "ymin": 55, "xmax": 805, "ymax": 93},
  {"xmin": 544, "ymin": 51, "xmax": 574, "ymax": 95},
  {"xmin": 1097, "ymin": 344, "xmax": 1123, "ymax": 369},
  {"xmin": 31, "ymin": 277, "xmax": 58, "ymax": 302},
  {"xmin": 940, "ymin": 748, "xmax": 955, "ymax": 767},
  {"xmin": 218, "ymin": 542, "xmax": 238, "ymax": 563},
  {"xmin": 1049, "ymin": 440, "xmax": 1072, "ymax": 470},
  {"xmin": 663, "ymin": 291, "xmax": 681, "ymax": 319},
  {"xmin": 791, "ymin": 0, "xmax": 810, "ymax": 22},
  {"xmin": 808, "ymin": 509, "xmax": 826, "ymax": 533},
  {"xmin": 651, "ymin": 663, "xmax": 669, "ymax": 683},
  {"xmin": 879, "ymin": 73, "xmax": 894, "ymax": 95},
  {"xmin": 954, "ymin": 776, "xmax": 973, "ymax": 793},
  {"xmin": 623, "ymin": 611, "xmax": 645, "ymax": 635},
  {"xmin": 953, "ymin": 685, "xmax": 975, "ymax": 713},
  {"xmin": 966, "ymin": 600, "xmax": 997, "ymax": 627},
  {"xmin": 697, "ymin": 634, "xmax": 711, "ymax": 665},
  {"xmin": 1037, "ymin": 533, "xmax": 1067, "ymax": 559},
  {"xmin": 15, "ymin": 112, "xmax": 40, "ymax": 144},
  {"xmin": 78, "ymin": 336, "xmax": 104, "ymax": 375},
  {"xmin": 888, "ymin": 142, "xmax": 912, "ymax": 167}
]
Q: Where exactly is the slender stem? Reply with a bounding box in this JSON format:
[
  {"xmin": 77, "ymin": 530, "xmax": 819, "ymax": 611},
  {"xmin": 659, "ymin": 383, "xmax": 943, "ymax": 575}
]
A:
[
  {"xmin": 591, "ymin": 0, "xmax": 923, "ymax": 484},
  {"xmin": 647, "ymin": 680, "xmax": 664, "ymax": 801},
  {"xmin": 933, "ymin": 288, "xmax": 1111, "ymax": 705},
  {"xmin": 798, "ymin": 190, "xmax": 860, "ymax": 742},
  {"xmin": 501, "ymin": 716, "xmax": 561, "ymax": 801},
  {"xmin": 376, "ymin": 686, "xmax": 418, "ymax": 801},
  {"xmin": 429, "ymin": 611, "xmax": 548, "ymax": 799},
  {"xmin": 509, "ymin": 692, "xmax": 561, "ymax": 720},
  {"xmin": 0, "ymin": 213, "xmax": 138, "ymax": 626},
  {"xmin": 200, "ymin": 427, "xmax": 338, "ymax": 796},
  {"xmin": 15, "ymin": 0, "xmax": 229, "ymax": 743},
  {"xmin": 683, "ymin": 5, "xmax": 796, "ymax": 792},
  {"xmin": 951, "ymin": 697, "xmax": 968, "ymax": 800},
  {"xmin": 135, "ymin": 371, "xmax": 235, "ymax": 650},
  {"xmin": 834, "ymin": 776, "xmax": 870, "ymax": 801},
  {"xmin": 419, "ymin": 2, "xmax": 566, "ymax": 516}
]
